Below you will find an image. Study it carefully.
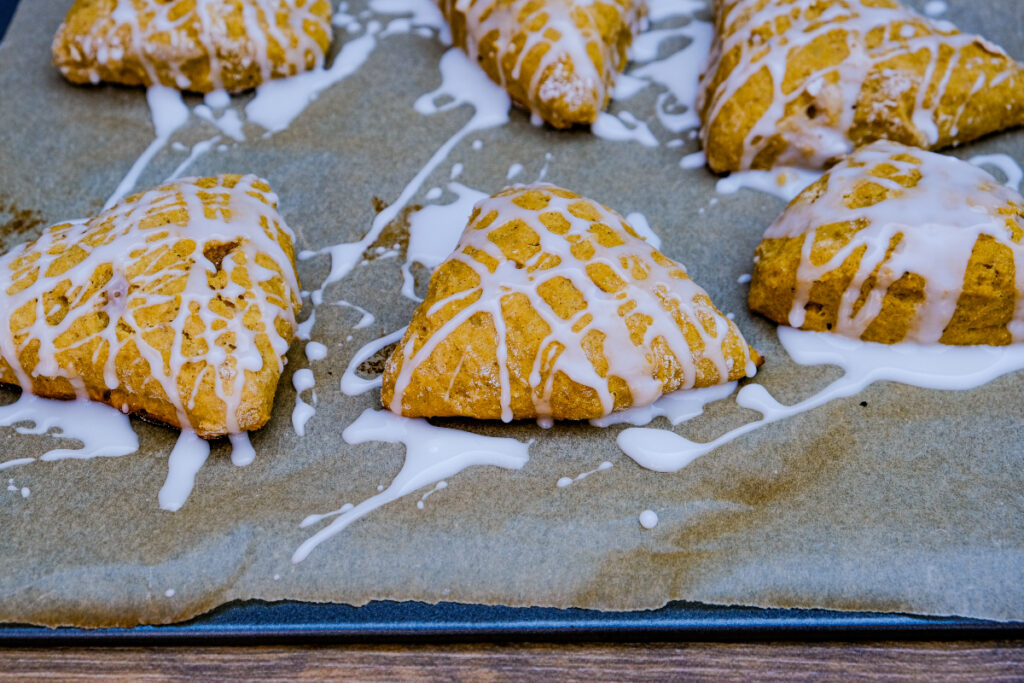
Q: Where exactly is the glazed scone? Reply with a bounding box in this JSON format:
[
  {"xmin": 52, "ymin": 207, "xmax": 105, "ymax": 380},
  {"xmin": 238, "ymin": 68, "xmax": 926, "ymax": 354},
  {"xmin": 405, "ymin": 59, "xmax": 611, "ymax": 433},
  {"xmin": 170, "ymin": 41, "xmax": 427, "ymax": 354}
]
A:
[
  {"xmin": 440, "ymin": 0, "xmax": 647, "ymax": 128},
  {"xmin": 0, "ymin": 175, "xmax": 301, "ymax": 437},
  {"xmin": 52, "ymin": 0, "xmax": 333, "ymax": 93},
  {"xmin": 698, "ymin": 0, "xmax": 1024, "ymax": 173},
  {"xmin": 383, "ymin": 183, "xmax": 762, "ymax": 422},
  {"xmin": 748, "ymin": 140, "xmax": 1024, "ymax": 345}
]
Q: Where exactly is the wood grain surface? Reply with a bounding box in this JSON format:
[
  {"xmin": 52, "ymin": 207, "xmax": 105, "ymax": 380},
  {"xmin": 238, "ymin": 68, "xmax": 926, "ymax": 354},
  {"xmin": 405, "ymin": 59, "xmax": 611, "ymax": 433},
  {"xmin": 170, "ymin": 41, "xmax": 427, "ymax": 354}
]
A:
[{"xmin": 2, "ymin": 641, "xmax": 1023, "ymax": 680}]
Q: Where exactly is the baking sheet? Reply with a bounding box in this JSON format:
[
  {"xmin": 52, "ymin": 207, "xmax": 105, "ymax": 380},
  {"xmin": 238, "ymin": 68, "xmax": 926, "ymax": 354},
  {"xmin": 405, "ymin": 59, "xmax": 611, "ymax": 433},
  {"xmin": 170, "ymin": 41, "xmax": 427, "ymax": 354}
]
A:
[
  {"xmin": 3, "ymin": 600, "xmax": 1019, "ymax": 643},
  {"xmin": 1, "ymin": 0, "xmax": 1024, "ymax": 630}
]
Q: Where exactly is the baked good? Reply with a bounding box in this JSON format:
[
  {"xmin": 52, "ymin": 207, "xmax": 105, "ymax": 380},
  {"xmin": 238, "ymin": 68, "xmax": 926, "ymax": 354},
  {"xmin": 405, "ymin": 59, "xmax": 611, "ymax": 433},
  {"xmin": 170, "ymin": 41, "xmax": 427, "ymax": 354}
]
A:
[
  {"xmin": 698, "ymin": 0, "xmax": 1024, "ymax": 172},
  {"xmin": 382, "ymin": 183, "xmax": 762, "ymax": 421},
  {"xmin": 748, "ymin": 140, "xmax": 1024, "ymax": 345},
  {"xmin": 52, "ymin": 0, "xmax": 333, "ymax": 93},
  {"xmin": 440, "ymin": 0, "xmax": 646, "ymax": 128},
  {"xmin": 0, "ymin": 175, "xmax": 301, "ymax": 437}
]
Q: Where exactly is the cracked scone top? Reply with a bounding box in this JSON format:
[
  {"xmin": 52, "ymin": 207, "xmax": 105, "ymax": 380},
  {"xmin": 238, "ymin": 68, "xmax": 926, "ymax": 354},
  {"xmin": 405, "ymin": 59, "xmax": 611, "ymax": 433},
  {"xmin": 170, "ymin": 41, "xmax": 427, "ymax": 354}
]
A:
[
  {"xmin": 698, "ymin": 0, "xmax": 1024, "ymax": 172},
  {"xmin": 0, "ymin": 175, "xmax": 301, "ymax": 437},
  {"xmin": 440, "ymin": 0, "xmax": 647, "ymax": 128},
  {"xmin": 382, "ymin": 183, "xmax": 762, "ymax": 422},
  {"xmin": 52, "ymin": 0, "xmax": 333, "ymax": 93},
  {"xmin": 749, "ymin": 140, "xmax": 1024, "ymax": 345}
]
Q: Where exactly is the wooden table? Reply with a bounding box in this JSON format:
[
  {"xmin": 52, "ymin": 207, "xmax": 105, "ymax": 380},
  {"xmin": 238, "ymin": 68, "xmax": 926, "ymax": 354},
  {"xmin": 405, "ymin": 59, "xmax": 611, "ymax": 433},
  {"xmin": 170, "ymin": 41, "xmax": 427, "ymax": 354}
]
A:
[{"xmin": 2, "ymin": 641, "xmax": 1023, "ymax": 679}]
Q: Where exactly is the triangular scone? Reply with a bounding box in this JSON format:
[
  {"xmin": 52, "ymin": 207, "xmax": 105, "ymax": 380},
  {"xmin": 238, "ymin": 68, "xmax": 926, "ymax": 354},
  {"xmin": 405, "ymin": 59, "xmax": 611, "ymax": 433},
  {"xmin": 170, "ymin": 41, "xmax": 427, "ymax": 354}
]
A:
[
  {"xmin": 749, "ymin": 140, "xmax": 1024, "ymax": 345},
  {"xmin": 440, "ymin": 0, "xmax": 646, "ymax": 128},
  {"xmin": 382, "ymin": 183, "xmax": 762, "ymax": 422},
  {"xmin": 52, "ymin": 0, "xmax": 333, "ymax": 93},
  {"xmin": 0, "ymin": 175, "xmax": 300, "ymax": 437},
  {"xmin": 698, "ymin": 0, "xmax": 1024, "ymax": 172}
]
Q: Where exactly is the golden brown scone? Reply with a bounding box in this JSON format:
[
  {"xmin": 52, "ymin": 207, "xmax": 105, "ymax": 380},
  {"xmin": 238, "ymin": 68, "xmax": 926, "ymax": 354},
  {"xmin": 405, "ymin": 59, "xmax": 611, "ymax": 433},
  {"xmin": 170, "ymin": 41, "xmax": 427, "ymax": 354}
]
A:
[
  {"xmin": 52, "ymin": 0, "xmax": 333, "ymax": 93},
  {"xmin": 0, "ymin": 175, "xmax": 301, "ymax": 437},
  {"xmin": 748, "ymin": 140, "xmax": 1024, "ymax": 345},
  {"xmin": 383, "ymin": 183, "xmax": 762, "ymax": 422},
  {"xmin": 698, "ymin": 0, "xmax": 1024, "ymax": 173},
  {"xmin": 440, "ymin": 0, "xmax": 647, "ymax": 128}
]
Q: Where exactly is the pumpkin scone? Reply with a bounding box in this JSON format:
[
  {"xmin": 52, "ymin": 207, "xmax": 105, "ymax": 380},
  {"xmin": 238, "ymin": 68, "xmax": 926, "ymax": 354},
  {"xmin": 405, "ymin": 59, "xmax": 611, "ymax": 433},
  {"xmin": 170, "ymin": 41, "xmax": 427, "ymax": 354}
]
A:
[
  {"xmin": 52, "ymin": 0, "xmax": 333, "ymax": 93},
  {"xmin": 749, "ymin": 140, "xmax": 1024, "ymax": 345},
  {"xmin": 382, "ymin": 183, "xmax": 762, "ymax": 422},
  {"xmin": 698, "ymin": 0, "xmax": 1024, "ymax": 173},
  {"xmin": 0, "ymin": 175, "xmax": 301, "ymax": 438},
  {"xmin": 440, "ymin": 0, "xmax": 647, "ymax": 128}
]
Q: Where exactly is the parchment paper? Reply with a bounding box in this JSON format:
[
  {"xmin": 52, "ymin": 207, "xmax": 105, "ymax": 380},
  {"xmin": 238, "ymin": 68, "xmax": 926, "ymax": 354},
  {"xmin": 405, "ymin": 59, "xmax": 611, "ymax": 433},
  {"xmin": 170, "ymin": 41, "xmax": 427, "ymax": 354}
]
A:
[{"xmin": 1, "ymin": 0, "xmax": 1022, "ymax": 628}]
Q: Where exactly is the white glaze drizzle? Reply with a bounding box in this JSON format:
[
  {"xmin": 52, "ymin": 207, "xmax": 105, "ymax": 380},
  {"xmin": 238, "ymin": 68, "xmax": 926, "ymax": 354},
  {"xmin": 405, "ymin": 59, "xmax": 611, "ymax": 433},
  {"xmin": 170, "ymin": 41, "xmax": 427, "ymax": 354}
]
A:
[
  {"xmin": 301, "ymin": 49, "xmax": 509, "ymax": 309},
  {"xmin": 402, "ymin": 182, "xmax": 488, "ymax": 300},
  {"xmin": 167, "ymin": 135, "xmax": 222, "ymax": 181},
  {"xmin": 556, "ymin": 460, "xmax": 612, "ymax": 488},
  {"xmin": 617, "ymin": 326, "xmax": 1024, "ymax": 472},
  {"xmin": 332, "ymin": 300, "xmax": 376, "ymax": 329},
  {"xmin": 193, "ymin": 105, "xmax": 245, "ymax": 142},
  {"xmin": 0, "ymin": 394, "xmax": 138, "ymax": 469},
  {"xmin": 590, "ymin": 381, "xmax": 737, "ymax": 427},
  {"xmin": 970, "ymin": 154, "xmax": 1024, "ymax": 192},
  {"xmin": 229, "ymin": 432, "xmax": 256, "ymax": 467},
  {"xmin": 369, "ymin": 0, "xmax": 448, "ymax": 38},
  {"xmin": 291, "ymin": 368, "xmax": 317, "ymax": 436},
  {"xmin": 638, "ymin": 509, "xmax": 659, "ymax": 528},
  {"xmin": 159, "ymin": 430, "xmax": 210, "ymax": 511},
  {"xmin": 628, "ymin": 17, "xmax": 713, "ymax": 135},
  {"xmin": 699, "ymin": 0, "xmax": 1024, "ymax": 170},
  {"xmin": 245, "ymin": 31, "xmax": 378, "ymax": 133},
  {"xmin": 716, "ymin": 167, "xmax": 824, "ymax": 202},
  {"xmin": 767, "ymin": 141, "xmax": 1024, "ymax": 342},
  {"xmin": 388, "ymin": 183, "xmax": 756, "ymax": 422},
  {"xmin": 592, "ymin": 111, "xmax": 659, "ymax": 147},
  {"xmin": 341, "ymin": 328, "xmax": 407, "ymax": 396},
  {"xmin": 305, "ymin": 341, "xmax": 328, "ymax": 361},
  {"xmin": 583, "ymin": 2, "xmax": 713, "ymax": 147},
  {"xmin": 623, "ymin": 211, "xmax": 661, "ymax": 250},
  {"xmin": 680, "ymin": 151, "xmax": 707, "ymax": 169},
  {"xmin": 292, "ymin": 409, "xmax": 529, "ymax": 562},
  {"xmin": 648, "ymin": 0, "xmax": 706, "ymax": 22},
  {"xmin": 416, "ymin": 480, "xmax": 447, "ymax": 508},
  {"xmin": 106, "ymin": 86, "xmax": 190, "ymax": 210}
]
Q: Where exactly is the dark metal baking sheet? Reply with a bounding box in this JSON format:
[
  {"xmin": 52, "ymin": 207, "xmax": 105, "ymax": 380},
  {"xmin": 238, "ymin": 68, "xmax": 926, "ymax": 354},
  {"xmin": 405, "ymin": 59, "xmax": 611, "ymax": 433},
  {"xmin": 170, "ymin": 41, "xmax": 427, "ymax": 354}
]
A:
[
  {"xmin": 1, "ymin": 600, "xmax": 1021, "ymax": 643},
  {"xmin": 1, "ymin": 1, "xmax": 1021, "ymax": 644}
]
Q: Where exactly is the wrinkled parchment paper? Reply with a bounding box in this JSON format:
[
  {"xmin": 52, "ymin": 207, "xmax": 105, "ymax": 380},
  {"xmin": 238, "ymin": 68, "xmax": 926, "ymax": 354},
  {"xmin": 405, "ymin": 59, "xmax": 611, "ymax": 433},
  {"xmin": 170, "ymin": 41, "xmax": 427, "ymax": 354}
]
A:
[{"xmin": 1, "ymin": 0, "xmax": 1023, "ymax": 628}]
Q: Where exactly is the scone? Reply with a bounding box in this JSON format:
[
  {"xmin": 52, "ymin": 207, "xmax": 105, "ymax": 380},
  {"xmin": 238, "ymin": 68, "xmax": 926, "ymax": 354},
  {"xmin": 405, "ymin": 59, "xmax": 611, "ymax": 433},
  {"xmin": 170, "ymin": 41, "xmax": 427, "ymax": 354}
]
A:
[
  {"xmin": 698, "ymin": 0, "xmax": 1024, "ymax": 172},
  {"xmin": 0, "ymin": 175, "xmax": 301, "ymax": 437},
  {"xmin": 52, "ymin": 0, "xmax": 333, "ymax": 93},
  {"xmin": 748, "ymin": 140, "xmax": 1024, "ymax": 345},
  {"xmin": 440, "ymin": 0, "xmax": 647, "ymax": 128},
  {"xmin": 382, "ymin": 183, "xmax": 762, "ymax": 422}
]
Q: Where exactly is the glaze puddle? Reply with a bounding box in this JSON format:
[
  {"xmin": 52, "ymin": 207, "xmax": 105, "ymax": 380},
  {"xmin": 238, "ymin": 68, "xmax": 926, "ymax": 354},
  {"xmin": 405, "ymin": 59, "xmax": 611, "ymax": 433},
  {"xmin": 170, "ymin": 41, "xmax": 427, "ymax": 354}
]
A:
[
  {"xmin": 292, "ymin": 409, "xmax": 529, "ymax": 562},
  {"xmin": 617, "ymin": 328, "xmax": 1024, "ymax": 472}
]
